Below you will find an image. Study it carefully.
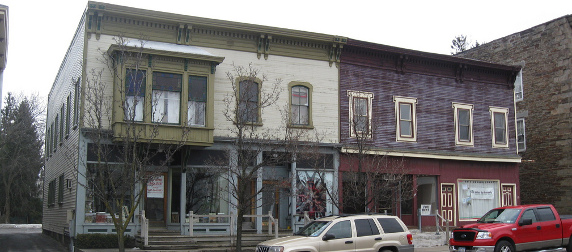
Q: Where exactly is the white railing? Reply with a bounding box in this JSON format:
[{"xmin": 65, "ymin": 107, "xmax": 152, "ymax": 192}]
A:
[
  {"xmin": 140, "ymin": 210, "xmax": 148, "ymax": 246},
  {"xmin": 188, "ymin": 211, "xmax": 278, "ymax": 238},
  {"xmin": 434, "ymin": 210, "xmax": 450, "ymax": 244}
]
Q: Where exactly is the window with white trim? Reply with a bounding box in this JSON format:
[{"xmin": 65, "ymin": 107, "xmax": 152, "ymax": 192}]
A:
[
  {"xmin": 347, "ymin": 91, "xmax": 373, "ymax": 137},
  {"xmin": 394, "ymin": 96, "xmax": 417, "ymax": 142},
  {"xmin": 514, "ymin": 70, "xmax": 523, "ymax": 102},
  {"xmin": 125, "ymin": 69, "xmax": 146, "ymax": 122},
  {"xmin": 453, "ymin": 103, "xmax": 474, "ymax": 146},
  {"xmin": 517, "ymin": 118, "xmax": 526, "ymax": 152},
  {"xmin": 490, "ymin": 107, "xmax": 509, "ymax": 148},
  {"xmin": 188, "ymin": 75, "xmax": 207, "ymax": 127},
  {"xmin": 152, "ymin": 72, "xmax": 182, "ymax": 124}
]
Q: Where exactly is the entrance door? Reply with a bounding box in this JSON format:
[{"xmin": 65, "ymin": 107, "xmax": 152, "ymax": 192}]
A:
[
  {"xmin": 262, "ymin": 180, "xmax": 289, "ymax": 229},
  {"xmin": 146, "ymin": 173, "xmax": 167, "ymax": 226},
  {"xmin": 440, "ymin": 183, "xmax": 456, "ymax": 226},
  {"xmin": 501, "ymin": 184, "xmax": 516, "ymax": 206}
]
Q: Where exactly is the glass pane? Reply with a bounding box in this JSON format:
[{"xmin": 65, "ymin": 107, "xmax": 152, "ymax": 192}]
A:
[
  {"xmin": 126, "ymin": 69, "xmax": 146, "ymax": 97},
  {"xmin": 400, "ymin": 103, "xmax": 411, "ymax": 120},
  {"xmin": 125, "ymin": 96, "xmax": 144, "ymax": 122},
  {"xmin": 400, "ymin": 121, "xmax": 412, "ymax": 136},
  {"xmin": 153, "ymin": 90, "xmax": 180, "ymax": 124},
  {"xmin": 327, "ymin": 220, "xmax": 352, "ymax": 239},
  {"xmin": 354, "ymin": 98, "xmax": 367, "ymax": 116},
  {"xmin": 459, "ymin": 125, "xmax": 469, "ymax": 141},
  {"xmin": 240, "ymin": 80, "xmax": 258, "ymax": 102},
  {"xmin": 188, "ymin": 101, "xmax": 205, "ymax": 126},
  {"xmin": 459, "ymin": 109, "xmax": 469, "ymax": 125},
  {"xmin": 292, "ymin": 86, "xmax": 308, "ymax": 106},
  {"xmin": 189, "ymin": 76, "xmax": 207, "ymax": 102},
  {"xmin": 153, "ymin": 72, "xmax": 182, "ymax": 92}
]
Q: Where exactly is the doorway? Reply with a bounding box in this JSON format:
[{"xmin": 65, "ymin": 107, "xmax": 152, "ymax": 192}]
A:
[{"xmin": 145, "ymin": 173, "xmax": 167, "ymax": 227}]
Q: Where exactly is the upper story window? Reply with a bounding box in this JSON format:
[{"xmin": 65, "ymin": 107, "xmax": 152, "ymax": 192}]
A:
[
  {"xmin": 517, "ymin": 118, "xmax": 526, "ymax": 152},
  {"xmin": 125, "ymin": 69, "xmax": 146, "ymax": 122},
  {"xmin": 347, "ymin": 90, "xmax": 374, "ymax": 137},
  {"xmin": 490, "ymin": 107, "xmax": 509, "ymax": 148},
  {"xmin": 188, "ymin": 75, "xmax": 207, "ymax": 127},
  {"xmin": 394, "ymin": 96, "xmax": 417, "ymax": 142},
  {"xmin": 152, "ymin": 72, "xmax": 182, "ymax": 124},
  {"xmin": 515, "ymin": 70, "xmax": 523, "ymax": 102},
  {"xmin": 238, "ymin": 79, "xmax": 260, "ymax": 124},
  {"xmin": 453, "ymin": 103, "xmax": 474, "ymax": 146},
  {"xmin": 290, "ymin": 84, "xmax": 311, "ymax": 127}
]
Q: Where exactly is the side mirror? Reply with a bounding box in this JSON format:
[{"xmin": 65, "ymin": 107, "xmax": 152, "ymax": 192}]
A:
[
  {"xmin": 322, "ymin": 233, "xmax": 335, "ymax": 241},
  {"xmin": 519, "ymin": 218, "xmax": 533, "ymax": 226}
]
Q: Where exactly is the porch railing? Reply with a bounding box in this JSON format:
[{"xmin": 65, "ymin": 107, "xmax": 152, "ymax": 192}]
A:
[
  {"xmin": 140, "ymin": 210, "xmax": 148, "ymax": 246},
  {"xmin": 188, "ymin": 211, "xmax": 278, "ymax": 238},
  {"xmin": 434, "ymin": 210, "xmax": 450, "ymax": 244}
]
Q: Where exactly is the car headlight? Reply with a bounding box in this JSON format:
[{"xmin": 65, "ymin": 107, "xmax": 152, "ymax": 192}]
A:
[
  {"xmin": 268, "ymin": 246, "xmax": 284, "ymax": 252},
  {"xmin": 475, "ymin": 231, "xmax": 492, "ymax": 239}
]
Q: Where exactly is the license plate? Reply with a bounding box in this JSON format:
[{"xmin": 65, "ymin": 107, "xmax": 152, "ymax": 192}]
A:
[{"xmin": 458, "ymin": 247, "xmax": 466, "ymax": 252}]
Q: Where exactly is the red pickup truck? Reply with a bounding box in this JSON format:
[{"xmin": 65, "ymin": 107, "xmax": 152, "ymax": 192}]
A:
[{"xmin": 449, "ymin": 204, "xmax": 572, "ymax": 252}]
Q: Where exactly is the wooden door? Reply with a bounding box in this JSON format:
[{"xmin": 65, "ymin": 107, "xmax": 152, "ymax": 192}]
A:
[
  {"xmin": 440, "ymin": 183, "xmax": 456, "ymax": 226},
  {"xmin": 501, "ymin": 184, "xmax": 516, "ymax": 206}
]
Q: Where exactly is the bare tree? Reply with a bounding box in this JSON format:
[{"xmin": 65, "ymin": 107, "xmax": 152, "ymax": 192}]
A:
[
  {"xmin": 213, "ymin": 63, "xmax": 308, "ymax": 251},
  {"xmin": 80, "ymin": 36, "xmax": 191, "ymax": 251}
]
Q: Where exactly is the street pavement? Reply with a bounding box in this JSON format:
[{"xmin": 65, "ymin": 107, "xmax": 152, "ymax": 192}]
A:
[
  {"xmin": 1, "ymin": 224, "xmax": 563, "ymax": 252},
  {"xmin": 0, "ymin": 224, "xmax": 67, "ymax": 252}
]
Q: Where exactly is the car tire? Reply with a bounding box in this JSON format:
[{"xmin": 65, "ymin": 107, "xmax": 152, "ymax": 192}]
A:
[
  {"xmin": 379, "ymin": 250, "xmax": 392, "ymax": 252},
  {"xmin": 567, "ymin": 238, "xmax": 572, "ymax": 252},
  {"xmin": 494, "ymin": 240, "xmax": 514, "ymax": 252}
]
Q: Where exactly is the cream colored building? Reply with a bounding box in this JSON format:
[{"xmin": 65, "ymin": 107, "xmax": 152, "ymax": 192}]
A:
[{"xmin": 43, "ymin": 1, "xmax": 342, "ymax": 241}]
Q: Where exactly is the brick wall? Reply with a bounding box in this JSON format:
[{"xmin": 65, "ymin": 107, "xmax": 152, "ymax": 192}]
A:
[{"xmin": 458, "ymin": 15, "xmax": 572, "ymax": 213}]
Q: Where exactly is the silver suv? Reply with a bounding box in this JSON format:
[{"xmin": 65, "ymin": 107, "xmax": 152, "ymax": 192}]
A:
[{"xmin": 256, "ymin": 214, "xmax": 414, "ymax": 252}]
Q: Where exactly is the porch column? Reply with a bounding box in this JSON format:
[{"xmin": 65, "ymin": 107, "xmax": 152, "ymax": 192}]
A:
[
  {"xmin": 180, "ymin": 169, "xmax": 186, "ymax": 234},
  {"xmin": 290, "ymin": 160, "xmax": 297, "ymax": 230},
  {"xmin": 256, "ymin": 153, "xmax": 263, "ymax": 234}
]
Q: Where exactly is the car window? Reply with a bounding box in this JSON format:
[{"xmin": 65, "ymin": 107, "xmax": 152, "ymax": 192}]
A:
[
  {"xmin": 355, "ymin": 218, "xmax": 380, "ymax": 237},
  {"xmin": 326, "ymin": 220, "xmax": 352, "ymax": 239},
  {"xmin": 377, "ymin": 218, "xmax": 404, "ymax": 233},
  {"xmin": 537, "ymin": 207, "xmax": 556, "ymax": 221},
  {"xmin": 521, "ymin": 209, "xmax": 537, "ymax": 223},
  {"xmin": 294, "ymin": 221, "xmax": 331, "ymax": 237}
]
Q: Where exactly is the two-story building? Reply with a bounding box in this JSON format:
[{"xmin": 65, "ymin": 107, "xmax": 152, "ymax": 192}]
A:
[
  {"xmin": 43, "ymin": 1, "xmax": 341, "ymax": 242},
  {"xmin": 339, "ymin": 40, "xmax": 522, "ymax": 227}
]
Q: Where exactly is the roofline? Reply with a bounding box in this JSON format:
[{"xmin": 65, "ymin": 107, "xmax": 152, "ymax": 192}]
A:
[
  {"xmin": 346, "ymin": 38, "xmax": 521, "ymax": 72},
  {"xmin": 87, "ymin": 1, "xmax": 344, "ymax": 43}
]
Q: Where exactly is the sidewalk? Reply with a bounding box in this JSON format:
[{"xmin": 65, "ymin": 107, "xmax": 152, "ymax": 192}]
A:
[{"xmin": 411, "ymin": 229, "xmax": 449, "ymax": 251}]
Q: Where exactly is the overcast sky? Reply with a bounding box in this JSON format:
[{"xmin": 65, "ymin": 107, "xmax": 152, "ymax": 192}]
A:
[{"xmin": 1, "ymin": 0, "xmax": 571, "ymax": 102}]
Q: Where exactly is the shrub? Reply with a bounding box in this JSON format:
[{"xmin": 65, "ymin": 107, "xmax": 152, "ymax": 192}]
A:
[{"xmin": 75, "ymin": 234, "xmax": 135, "ymax": 249}]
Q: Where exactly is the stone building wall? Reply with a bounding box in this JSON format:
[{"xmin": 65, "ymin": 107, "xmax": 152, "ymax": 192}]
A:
[{"xmin": 458, "ymin": 15, "xmax": 572, "ymax": 213}]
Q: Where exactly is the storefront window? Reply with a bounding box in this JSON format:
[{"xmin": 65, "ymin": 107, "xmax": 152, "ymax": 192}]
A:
[
  {"xmin": 85, "ymin": 163, "xmax": 133, "ymax": 223},
  {"xmin": 458, "ymin": 180, "xmax": 499, "ymax": 220},
  {"xmin": 186, "ymin": 167, "xmax": 228, "ymax": 218},
  {"xmin": 296, "ymin": 171, "xmax": 332, "ymax": 219}
]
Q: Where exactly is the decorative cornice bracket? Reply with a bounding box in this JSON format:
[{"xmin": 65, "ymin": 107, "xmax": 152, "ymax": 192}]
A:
[
  {"xmin": 455, "ymin": 64, "xmax": 466, "ymax": 83},
  {"xmin": 395, "ymin": 54, "xmax": 409, "ymax": 74},
  {"xmin": 257, "ymin": 34, "xmax": 271, "ymax": 60}
]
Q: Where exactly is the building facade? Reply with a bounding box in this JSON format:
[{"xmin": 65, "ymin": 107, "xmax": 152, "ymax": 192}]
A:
[
  {"xmin": 458, "ymin": 15, "xmax": 572, "ymax": 214},
  {"xmin": 43, "ymin": 1, "xmax": 342, "ymax": 241},
  {"xmin": 339, "ymin": 40, "xmax": 522, "ymax": 227}
]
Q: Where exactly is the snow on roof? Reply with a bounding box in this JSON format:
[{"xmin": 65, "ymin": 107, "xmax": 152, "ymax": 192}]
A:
[{"xmin": 125, "ymin": 39, "xmax": 215, "ymax": 57}]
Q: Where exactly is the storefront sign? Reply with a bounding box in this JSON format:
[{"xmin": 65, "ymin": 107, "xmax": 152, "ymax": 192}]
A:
[
  {"xmin": 420, "ymin": 204, "xmax": 432, "ymax": 216},
  {"xmin": 470, "ymin": 188, "xmax": 495, "ymax": 199},
  {"xmin": 147, "ymin": 176, "xmax": 164, "ymax": 198}
]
